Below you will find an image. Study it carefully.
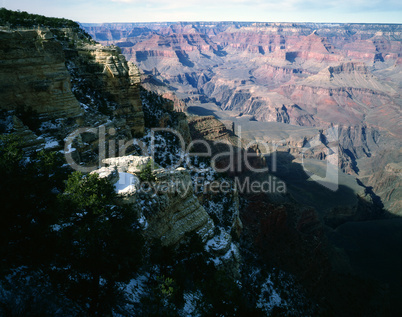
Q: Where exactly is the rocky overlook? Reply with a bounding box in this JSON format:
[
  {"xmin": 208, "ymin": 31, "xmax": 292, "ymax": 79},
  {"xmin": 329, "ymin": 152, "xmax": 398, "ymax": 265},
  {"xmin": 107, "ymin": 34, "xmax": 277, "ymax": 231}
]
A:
[
  {"xmin": 0, "ymin": 13, "xmax": 247, "ymax": 315},
  {"xmin": 91, "ymin": 156, "xmax": 215, "ymax": 246}
]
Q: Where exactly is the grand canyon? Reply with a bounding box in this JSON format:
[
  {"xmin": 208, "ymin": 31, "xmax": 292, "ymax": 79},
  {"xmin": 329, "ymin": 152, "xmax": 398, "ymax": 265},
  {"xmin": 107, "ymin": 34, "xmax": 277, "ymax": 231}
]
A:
[
  {"xmin": 84, "ymin": 21, "xmax": 401, "ymax": 214},
  {"xmin": 0, "ymin": 8, "xmax": 401, "ymax": 316},
  {"xmin": 84, "ymin": 21, "xmax": 402, "ymax": 314}
]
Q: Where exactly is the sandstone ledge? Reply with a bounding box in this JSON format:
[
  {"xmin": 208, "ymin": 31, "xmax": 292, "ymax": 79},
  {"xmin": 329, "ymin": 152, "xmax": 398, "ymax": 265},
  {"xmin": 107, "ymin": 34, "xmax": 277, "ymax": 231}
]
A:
[{"xmin": 93, "ymin": 155, "xmax": 215, "ymax": 246}]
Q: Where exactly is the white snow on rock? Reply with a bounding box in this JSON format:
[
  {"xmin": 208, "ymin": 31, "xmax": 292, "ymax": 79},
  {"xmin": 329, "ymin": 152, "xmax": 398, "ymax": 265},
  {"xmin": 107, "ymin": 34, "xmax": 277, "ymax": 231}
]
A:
[
  {"xmin": 114, "ymin": 172, "xmax": 139, "ymax": 195},
  {"xmin": 256, "ymin": 274, "xmax": 283, "ymax": 314},
  {"xmin": 80, "ymin": 102, "xmax": 90, "ymax": 111},
  {"xmin": 64, "ymin": 142, "xmax": 76, "ymax": 154},
  {"xmin": 205, "ymin": 229, "xmax": 240, "ymax": 267},
  {"xmin": 103, "ymin": 155, "xmax": 152, "ymax": 173},
  {"xmin": 138, "ymin": 214, "xmax": 148, "ymax": 229},
  {"xmin": 123, "ymin": 273, "xmax": 150, "ymax": 304},
  {"xmin": 44, "ymin": 138, "xmax": 59, "ymax": 149},
  {"xmin": 205, "ymin": 230, "xmax": 231, "ymax": 253},
  {"xmin": 181, "ymin": 291, "xmax": 202, "ymax": 317}
]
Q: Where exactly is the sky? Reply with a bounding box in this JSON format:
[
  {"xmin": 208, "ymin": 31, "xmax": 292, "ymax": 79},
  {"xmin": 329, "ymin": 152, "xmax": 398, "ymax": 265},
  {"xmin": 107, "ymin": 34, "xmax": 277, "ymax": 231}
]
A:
[{"xmin": 2, "ymin": 0, "xmax": 402, "ymax": 24}]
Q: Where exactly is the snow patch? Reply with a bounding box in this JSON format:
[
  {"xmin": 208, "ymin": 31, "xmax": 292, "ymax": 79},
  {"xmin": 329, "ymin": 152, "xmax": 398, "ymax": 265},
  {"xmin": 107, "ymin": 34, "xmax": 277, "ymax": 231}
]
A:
[
  {"xmin": 50, "ymin": 222, "xmax": 73, "ymax": 232},
  {"xmin": 114, "ymin": 172, "xmax": 139, "ymax": 194},
  {"xmin": 181, "ymin": 291, "xmax": 202, "ymax": 317},
  {"xmin": 124, "ymin": 273, "xmax": 150, "ymax": 304},
  {"xmin": 138, "ymin": 214, "xmax": 148, "ymax": 229},
  {"xmin": 44, "ymin": 139, "xmax": 59, "ymax": 149},
  {"xmin": 64, "ymin": 142, "xmax": 76, "ymax": 154},
  {"xmin": 80, "ymin": 102, "xmax": 90, "ymax": 111},
  {"xmin": 205, "ymin": 230, "xmax": 230, "ymax": 253},
  {"xmin": 256, "ymin": 274, "xmax": 284, "ymax": 314}
]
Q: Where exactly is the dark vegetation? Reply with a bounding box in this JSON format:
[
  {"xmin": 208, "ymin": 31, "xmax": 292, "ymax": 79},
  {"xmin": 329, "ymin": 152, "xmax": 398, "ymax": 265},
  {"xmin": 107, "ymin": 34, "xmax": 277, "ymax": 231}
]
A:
[
  {"xmin": 140, "ymin": 88, "xmax": 188, "ymax": 168},
  {"xmin": 0, "ymin": 8, "xmax": 93, "ymax": 44},
  {"xmin": 1, "ymin": 8, "xmax": 84, "ymax": 34},
  {"xmin": 0, "ymin": 135, "xmax": 143, "ymax": 315},
  {"xmin": 141, "ymin": 87, "xmax": 180, "ymax": 129},
  {"xmin": 138, "ymin": 159, "xmax": 156, "ymax": 182},
  {"xmin": 140, "ymin": 233, "xmax": 264, "ymax": 317},
  {"xmin": 67, "ymin": 56, "xmax": 117, "ymax": 117}
]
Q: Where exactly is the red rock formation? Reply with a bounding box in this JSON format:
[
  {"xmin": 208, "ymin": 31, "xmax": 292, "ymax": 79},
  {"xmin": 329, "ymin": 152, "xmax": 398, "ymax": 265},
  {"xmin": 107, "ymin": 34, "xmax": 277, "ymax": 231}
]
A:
[
  {"xmin": 187, "ymin": 115, "xmax": 266, "ymax": 175},
  {"xmin": 84, "ymin": 22, "xmax": 402, "ymax": 215},
  {"xmin": 213, "ymin": 31, "xmax": 287, "ymax": 53},
  {"xmin": 161, "ymin": 92, "xmax": 187, "ymax": 112}
]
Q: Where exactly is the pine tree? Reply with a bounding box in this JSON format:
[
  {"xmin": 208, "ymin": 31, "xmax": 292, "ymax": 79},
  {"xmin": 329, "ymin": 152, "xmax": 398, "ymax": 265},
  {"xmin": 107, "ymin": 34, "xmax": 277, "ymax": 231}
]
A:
[{"xmin": 55, "ymin": 172, "xmax": 144, "ymax": 315}]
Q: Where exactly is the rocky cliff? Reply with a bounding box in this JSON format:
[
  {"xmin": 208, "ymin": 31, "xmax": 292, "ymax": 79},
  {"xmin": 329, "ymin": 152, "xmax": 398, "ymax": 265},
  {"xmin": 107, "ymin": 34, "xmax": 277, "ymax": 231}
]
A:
[
  {"xmin": 84, "ymin": 22, "xmax": 402, "ymax": 216},
  {"xmin": 1, "ymin": 13, "xmax": 399, "ymax": 315},
  {"xmin": 0, "ymin": 29, "xmax": 82, "ymax": 119},
  {"xmin": 91, "ymin": 156, "xmax": 215, "ymax": 246},
  {"xmin": 74, "ymin": 44, "xmax": 144, "ymax": 136},
  {"xmin": 364, "ymin": 148, "xmax": 402, "ymax": 215},
  {"xmin": 0, "ymin": 27, "xmax": 145, "ymax": 164}
]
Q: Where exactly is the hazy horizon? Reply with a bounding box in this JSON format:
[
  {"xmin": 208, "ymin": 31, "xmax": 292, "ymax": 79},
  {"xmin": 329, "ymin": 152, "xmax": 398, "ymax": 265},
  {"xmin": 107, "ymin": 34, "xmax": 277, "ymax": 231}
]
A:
[{"xmin": 2, "ymin": 0, "xmax": 402, "ymax": 24}]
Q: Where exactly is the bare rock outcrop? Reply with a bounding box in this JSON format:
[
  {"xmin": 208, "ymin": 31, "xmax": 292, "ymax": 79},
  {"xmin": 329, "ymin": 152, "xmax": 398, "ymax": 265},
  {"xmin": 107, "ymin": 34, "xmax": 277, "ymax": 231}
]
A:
[
  {"xmin": 74, "ymin": 44, "xmax": 144, "ymax": 136},
  {"xmin": 146, "ymin": 167, "xmax": 214, "ymax": 246},
  {"xmin": 94, "ymin": 156, "xmax": 215, "ymax": 246},
  {"xmin": 0, "ymin": 26, "xmax": 147, "ymax": 171},
  {"xmin": 102, "ymin": 155, "xmax": 151, "ymax": 173},
  {"xmin": 0, "ymin": 115, "xmax": 45, "ymax": 152},
  {"xmin": 0, "ymin": 29, "xmax": 83, "ymax": 119},
  {"xmin": 365, "ymin": 149, "xmax": 402, "ymax": 215}
]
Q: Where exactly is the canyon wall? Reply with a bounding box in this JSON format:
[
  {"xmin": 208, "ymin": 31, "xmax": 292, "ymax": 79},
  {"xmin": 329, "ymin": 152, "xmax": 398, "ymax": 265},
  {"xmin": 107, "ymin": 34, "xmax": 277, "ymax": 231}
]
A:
[
  {"xmin": 0, "ymin": 29, "xmax": 82, "ymax": 118},
  {"xmin": 0, "ymin": 26, "xmax": 221, "ymax": 248},
  {"xmin": 84, "ymin": 22, "xmax": 401, "ymax": 214},
  {"xmin": 0, "ymin": 28, "xmax": 145, "ymax": 162}
]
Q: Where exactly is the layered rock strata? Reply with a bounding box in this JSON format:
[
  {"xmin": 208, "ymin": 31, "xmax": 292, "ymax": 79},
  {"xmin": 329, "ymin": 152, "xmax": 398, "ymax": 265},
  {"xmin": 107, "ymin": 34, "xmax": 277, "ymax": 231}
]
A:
[
  {"xmin": 93, "ymin": 155, "xmax": 215, "ymax": 246},
  {"xmin": 77, "ymin": 44, "xmax": 144, "ymax": 136},
  {"xmin": 0, "ymin": 29, "xmax": 82, "ymax": 118},
  {"xmin": 0, "ymin": 27, "xmax": 146, "ymax": 167}
]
